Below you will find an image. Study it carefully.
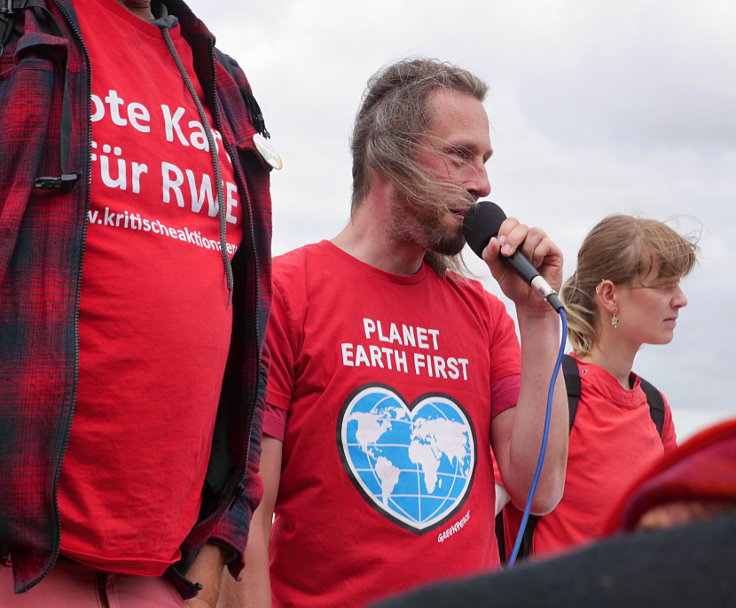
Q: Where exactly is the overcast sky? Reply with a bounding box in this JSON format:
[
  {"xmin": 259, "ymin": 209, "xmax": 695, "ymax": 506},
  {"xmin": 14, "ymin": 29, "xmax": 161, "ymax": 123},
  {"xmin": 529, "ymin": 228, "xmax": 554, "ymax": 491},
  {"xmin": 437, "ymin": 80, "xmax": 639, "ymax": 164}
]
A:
[{"xmin": 193, "ymin": 0, "xmax": 735, "ymax": 440}]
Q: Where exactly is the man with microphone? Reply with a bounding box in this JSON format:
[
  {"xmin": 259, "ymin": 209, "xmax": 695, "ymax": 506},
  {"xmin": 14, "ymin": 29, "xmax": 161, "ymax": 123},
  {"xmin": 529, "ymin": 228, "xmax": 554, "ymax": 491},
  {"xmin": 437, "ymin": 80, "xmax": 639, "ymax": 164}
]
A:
[{"xmin": 221, "ymin": 57, "xmax": 569, "ymax": 608}]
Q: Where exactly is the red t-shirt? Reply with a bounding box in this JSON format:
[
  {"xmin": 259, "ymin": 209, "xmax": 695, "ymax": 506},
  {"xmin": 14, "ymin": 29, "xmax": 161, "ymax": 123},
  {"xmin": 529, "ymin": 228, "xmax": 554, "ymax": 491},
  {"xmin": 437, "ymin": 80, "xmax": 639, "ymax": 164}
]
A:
[
  {"xmin": 266, "ymin": 241, "xmax": 521, "ymax": 607},
  {"xmin": 58, "ymin": 0, "xmax": 243, "ymax": 575},
  {"xmin": 504, "ymin": 354, "xmax": 677, "ymax": 558}
]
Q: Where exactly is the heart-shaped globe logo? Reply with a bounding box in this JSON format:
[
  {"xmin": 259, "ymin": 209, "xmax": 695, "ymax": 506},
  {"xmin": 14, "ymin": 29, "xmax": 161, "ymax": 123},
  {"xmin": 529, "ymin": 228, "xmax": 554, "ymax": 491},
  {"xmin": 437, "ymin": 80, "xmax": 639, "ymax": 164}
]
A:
[{"xmin": 337, "ymin": 384, "xmax": 476, "ymax": 533}]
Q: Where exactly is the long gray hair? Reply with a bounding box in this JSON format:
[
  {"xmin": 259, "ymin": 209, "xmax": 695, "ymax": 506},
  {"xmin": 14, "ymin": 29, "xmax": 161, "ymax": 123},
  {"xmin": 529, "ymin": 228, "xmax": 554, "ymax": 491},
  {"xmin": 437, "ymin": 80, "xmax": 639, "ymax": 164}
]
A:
[{"xmin": 350, "ymin": 58, "xmax": 488, "ymax": 276}]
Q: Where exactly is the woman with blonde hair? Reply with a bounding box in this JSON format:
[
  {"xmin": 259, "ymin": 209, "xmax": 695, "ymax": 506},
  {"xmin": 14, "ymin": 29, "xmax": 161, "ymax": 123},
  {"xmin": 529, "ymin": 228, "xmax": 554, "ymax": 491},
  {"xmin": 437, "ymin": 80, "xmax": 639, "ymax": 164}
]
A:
[{"xmin": 502, "ymin": 213, "xmax": 698, "ymax": 559}]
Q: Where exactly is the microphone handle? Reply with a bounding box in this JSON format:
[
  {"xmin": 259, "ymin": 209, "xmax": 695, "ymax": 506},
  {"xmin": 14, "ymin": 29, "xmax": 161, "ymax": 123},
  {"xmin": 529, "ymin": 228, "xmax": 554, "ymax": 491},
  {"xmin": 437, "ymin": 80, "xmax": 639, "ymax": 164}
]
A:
[{"xmin": 506, "ymin": 250, "xmax": 564, "ymax": 312}]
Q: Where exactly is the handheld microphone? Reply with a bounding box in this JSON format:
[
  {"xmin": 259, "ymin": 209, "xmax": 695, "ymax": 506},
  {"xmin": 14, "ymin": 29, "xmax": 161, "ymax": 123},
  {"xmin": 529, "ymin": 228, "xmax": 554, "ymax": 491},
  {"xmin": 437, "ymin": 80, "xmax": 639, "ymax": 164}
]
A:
[{"xmin": 463, "ymin": 201, "xmax": 563, "ymax": 311}]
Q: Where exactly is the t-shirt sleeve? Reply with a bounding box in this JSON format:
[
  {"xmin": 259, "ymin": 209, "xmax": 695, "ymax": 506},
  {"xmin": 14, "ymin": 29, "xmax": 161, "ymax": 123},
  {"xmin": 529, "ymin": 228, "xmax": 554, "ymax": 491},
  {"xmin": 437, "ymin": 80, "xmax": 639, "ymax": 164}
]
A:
[
  {"xmin": 263, "ymin": 402, "xmax": 287, "ymax": 441},
  {"xmin": 264, "ymin": 274, "xmax": 299, "ymax": 413},
  {"xmin": 491, "ymin": 374, "xmax": 521, "ymax": 419},
  {"xmin": 486, "ymin": 293, "xmax": 521, "ymax": 419}
]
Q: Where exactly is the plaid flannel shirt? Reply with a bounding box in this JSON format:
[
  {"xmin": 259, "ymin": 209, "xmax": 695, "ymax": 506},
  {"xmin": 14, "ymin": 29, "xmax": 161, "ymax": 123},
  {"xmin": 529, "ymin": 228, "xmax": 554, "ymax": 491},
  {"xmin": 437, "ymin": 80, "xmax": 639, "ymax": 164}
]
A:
[{"xmin": 0, "ymin": 0, "xmax": 272, "ymax": 596}]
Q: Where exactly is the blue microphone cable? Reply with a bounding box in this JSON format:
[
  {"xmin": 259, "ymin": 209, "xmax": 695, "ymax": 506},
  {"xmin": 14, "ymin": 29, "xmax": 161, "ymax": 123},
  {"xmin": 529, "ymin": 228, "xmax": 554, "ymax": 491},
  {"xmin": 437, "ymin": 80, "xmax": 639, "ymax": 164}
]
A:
[{"xmin": 506, "ymin": 307, "xmax": 568, "ymax": 567}]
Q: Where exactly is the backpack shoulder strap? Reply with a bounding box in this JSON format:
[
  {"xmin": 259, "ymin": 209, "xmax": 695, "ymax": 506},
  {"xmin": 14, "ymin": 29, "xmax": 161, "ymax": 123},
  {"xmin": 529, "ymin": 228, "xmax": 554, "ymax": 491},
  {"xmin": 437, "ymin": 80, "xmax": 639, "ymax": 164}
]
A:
[
  {"xmin": 562, "ymin": 353, "xmax": 581, "ymax": 431},
  {"xmin": 638, "ymin": 376, "xmax": 665, "ymax": 436}
]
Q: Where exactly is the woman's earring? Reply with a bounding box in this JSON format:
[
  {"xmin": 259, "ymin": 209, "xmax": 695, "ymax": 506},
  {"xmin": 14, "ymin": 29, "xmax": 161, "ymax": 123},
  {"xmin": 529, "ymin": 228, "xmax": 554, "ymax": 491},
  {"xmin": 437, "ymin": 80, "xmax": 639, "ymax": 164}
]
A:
[{"xmin": 611, "ymin": 308, "xmax": 619, "ymax": 329}]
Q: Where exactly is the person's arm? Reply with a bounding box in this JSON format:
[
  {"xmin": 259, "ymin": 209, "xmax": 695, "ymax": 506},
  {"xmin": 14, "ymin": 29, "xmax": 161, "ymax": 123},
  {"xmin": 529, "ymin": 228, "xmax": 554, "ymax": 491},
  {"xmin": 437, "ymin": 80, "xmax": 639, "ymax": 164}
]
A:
[
  {"xmin": 491, "ymin": 450, "xmax": 510, "ymax": 515},
  {"xmin": 219, "ymin": 435, "xmax": 283, "ymax": 608},
  {"xmin": 483, "ymin": 217, "xmax": 569, "ymax": 515},
  {"xmin": 185, "ymin": 544, "xmax": 228, "ymax": 608}
]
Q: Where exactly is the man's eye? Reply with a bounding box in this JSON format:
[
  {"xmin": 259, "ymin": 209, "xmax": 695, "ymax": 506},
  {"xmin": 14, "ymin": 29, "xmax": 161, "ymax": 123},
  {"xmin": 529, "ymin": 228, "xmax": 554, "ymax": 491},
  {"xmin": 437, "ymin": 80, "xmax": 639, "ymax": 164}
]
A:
[{"xmin": 452, "ymin": 148, "xmax": 472, "ymax": 161}]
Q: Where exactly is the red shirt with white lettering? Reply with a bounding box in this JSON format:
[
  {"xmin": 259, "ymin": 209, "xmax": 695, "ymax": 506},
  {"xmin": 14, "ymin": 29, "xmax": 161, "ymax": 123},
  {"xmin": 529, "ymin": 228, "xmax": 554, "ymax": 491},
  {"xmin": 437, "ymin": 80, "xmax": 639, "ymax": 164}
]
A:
[
  {"xmin": 58, "ymin": 0, "xmax": 242, "ymax": 575},
  {"xmin": 265, "ymin": 241, "xmax": 521, "ymax": 607}
]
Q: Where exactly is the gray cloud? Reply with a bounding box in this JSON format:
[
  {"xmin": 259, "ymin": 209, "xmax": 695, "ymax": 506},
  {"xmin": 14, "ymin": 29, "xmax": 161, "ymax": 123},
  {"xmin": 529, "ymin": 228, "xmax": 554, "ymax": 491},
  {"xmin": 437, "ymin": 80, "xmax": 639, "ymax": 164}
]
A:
[{"xmin": 194, "ymin": 0, "xmax": 736, "ymax": 439}]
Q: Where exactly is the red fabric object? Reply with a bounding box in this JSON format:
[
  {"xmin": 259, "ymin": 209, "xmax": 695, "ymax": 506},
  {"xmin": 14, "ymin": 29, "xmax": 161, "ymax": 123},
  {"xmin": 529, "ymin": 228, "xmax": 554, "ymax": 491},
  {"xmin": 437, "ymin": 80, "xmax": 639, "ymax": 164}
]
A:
[
  {"xmin": 265, "ymin": 241, "xmax": 521, "ymax": 608},
  {"xmin": 59, "ymin": 0, "xmax": 244, "ymax": 576},
  {"xmin": 608, "ymin": 418, "xmax": 736, "ymax": 533}
]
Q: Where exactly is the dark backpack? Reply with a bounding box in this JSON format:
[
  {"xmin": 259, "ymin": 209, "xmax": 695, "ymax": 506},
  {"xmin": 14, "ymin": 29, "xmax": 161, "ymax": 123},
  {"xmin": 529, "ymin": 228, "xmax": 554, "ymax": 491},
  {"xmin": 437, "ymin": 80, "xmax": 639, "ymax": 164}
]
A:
[{"xmin": 498, "ymin": 354, "xmax": 665, "ymax": 563}]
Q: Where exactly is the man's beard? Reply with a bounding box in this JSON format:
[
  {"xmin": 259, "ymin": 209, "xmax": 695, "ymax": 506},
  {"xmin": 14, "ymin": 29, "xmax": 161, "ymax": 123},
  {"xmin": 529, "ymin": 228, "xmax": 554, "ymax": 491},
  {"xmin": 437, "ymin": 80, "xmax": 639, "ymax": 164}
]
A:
[{"xmin": 386, "ymin": 183, "xmax": 474, "ymax": 256}]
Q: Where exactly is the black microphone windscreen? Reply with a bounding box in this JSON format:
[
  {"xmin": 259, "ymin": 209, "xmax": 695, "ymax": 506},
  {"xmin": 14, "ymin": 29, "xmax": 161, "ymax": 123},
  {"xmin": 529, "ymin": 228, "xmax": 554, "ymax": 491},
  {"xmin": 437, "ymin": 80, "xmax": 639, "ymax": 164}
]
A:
[{"xmin": 463, "ymin": 201, "xmax": 507, "ymax": 258}]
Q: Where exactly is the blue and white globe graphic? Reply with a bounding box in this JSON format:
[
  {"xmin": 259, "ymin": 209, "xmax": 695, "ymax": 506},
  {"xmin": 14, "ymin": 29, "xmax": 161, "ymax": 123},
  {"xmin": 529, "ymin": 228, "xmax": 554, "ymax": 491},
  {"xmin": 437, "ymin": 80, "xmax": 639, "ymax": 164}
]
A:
[{"xmin": 339, "ymin": 385, "xmax": 476, "ymax": 532}]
